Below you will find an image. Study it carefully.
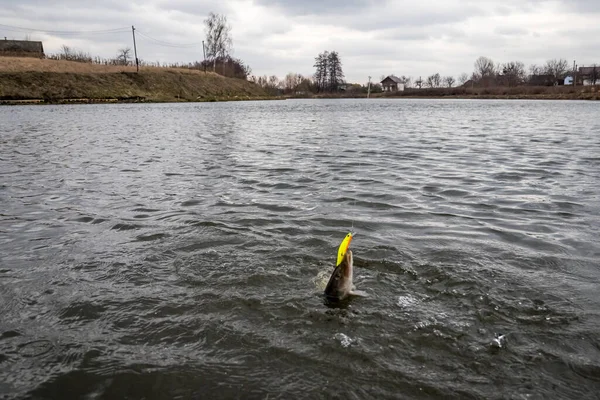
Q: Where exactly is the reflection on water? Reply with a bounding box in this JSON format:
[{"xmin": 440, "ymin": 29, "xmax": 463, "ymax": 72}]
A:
[{"xmin": 1, "ymin": 99, "xmax": 600, "ymax": 399}]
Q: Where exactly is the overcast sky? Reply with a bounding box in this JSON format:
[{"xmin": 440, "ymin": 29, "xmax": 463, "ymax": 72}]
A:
[{"xmin": 1, "ymin": 0, "xmax": 598, "ymax": 83}]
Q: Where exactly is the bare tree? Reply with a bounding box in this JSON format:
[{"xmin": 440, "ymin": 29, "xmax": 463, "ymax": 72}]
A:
[
  {"xmin": 589, "ymin": 64, "xmax": 598, "ymax": 85},
  {"xmin": 117, "ymin": 48, "xmax": 131, "ymax": 66},
  {"xmin": 327, "ymin": 51, "xmax": 344, "ymax": 92},
  {"xmin": 544, "ymin": 58, "xmax": 568, "ymax": 84},
  {"xmin": 61, "ymin": 45, "xmax": 73, "ymax": 60},
  {"xmin": 425, "ymin": 73, "xmax": 441, "ymax": 88},
  {"xmin": 443, "ymin": 76, "xmax": 455, "ymax": 87},
  {"xmin": 268, "ymin": 75, "xmax": 279, "ymax": 88},
  {"xmin": 204, "ymin": 12, "xmax": 233, "ymax": 72},
  {"xmin": 283, "ymin": 72, "xmax": 307, "ymax": 93},
  {"xmin": 458, "ymin": 72, "xmax": 469, "ymax": 85},
  {"xmin": 414, "ymin": 76, "xmax": 423, "ymax": 89},
  {"xmin": 313, "ymin": 51, "xmax": 329, "ymax": 92},
  {"xmin": 529, "ymin": 64, "xmax": 542, "ymax": 76},
  {"xmin": 474, "ymin": 56, "xmax": 495, "ymax": 79},
  {"xmin": 283, "ymin": 72, "xmax": 296, "ymax": 93},
  {"xmin": 501, "ymin": 61, "xmax": 526, "ymax": 86},
  {"xmin": 399, "ymin": 75, "xmax": 412, "ymax": 88}
]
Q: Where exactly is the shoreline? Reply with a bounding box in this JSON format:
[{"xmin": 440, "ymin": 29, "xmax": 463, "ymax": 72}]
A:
[
  {"xmin": 0, "ymin": 96, "xmax": 282, "ymax": 106},
  {"xmin": 1, "ymin": 58, "xmax": 597, "ymax": 104},
  {"xmin": 2, "ymin": 92, "xmax": 597, "ymax": 105}
]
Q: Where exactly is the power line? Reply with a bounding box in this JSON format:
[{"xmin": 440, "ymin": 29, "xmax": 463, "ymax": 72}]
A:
[
  {"xmin": 0, "ymin": 23, "xmax": 130, "ymax": 35},
  {"xmin": 135, "ymin": 30, "xmax": 202, "ymax": 48}
]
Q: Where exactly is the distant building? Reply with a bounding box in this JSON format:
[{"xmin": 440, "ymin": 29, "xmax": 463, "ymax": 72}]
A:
[
  {"xmin": 0, "ymin": 39, "xmax": 45, "ymax": 58},
  {"xmin": 564, "ymin": 75, "xmax": 574, "ymax": 85},
  {"xmin": 381, "ymin": 75, "xmax": 405, "ymax": 92},
  {"xmin": 578, "ymin": 66, "xmax": 599, "ymax": 85}
]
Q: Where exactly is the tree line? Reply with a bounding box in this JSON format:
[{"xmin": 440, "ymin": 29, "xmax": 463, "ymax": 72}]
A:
[
  {"xmin": 396, "ymin": 57, "xmax": 598, "ymax": 89},
  {"xmin": 248, "ymin": 50, "xmax": 348, "ymax": 95}
]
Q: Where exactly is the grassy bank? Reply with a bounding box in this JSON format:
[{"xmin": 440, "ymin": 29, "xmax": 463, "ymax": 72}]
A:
[
  {"xmin": 0, "ymin": 57, "xmax": 272, "ymax": 103},
  {"xmin": 377, "ymin": 85, "xmax": 599, "ymax": 100},
  {"xmin": 290, "ymin": 84, "xmax": 598, "ymax": 100}
]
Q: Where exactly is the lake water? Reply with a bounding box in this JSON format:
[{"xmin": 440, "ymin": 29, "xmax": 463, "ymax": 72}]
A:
[{"xmin": 1, "ymin": 99, "xmax": 599, "ymax": 399}]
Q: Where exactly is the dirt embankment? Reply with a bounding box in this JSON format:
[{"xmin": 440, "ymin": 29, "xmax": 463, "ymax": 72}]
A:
[{"xmin": 0, "ymin": 57, "xmax": 272, "ymax": 103}]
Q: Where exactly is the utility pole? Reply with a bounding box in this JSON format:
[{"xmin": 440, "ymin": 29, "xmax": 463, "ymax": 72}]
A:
[
  {"xmin": 573, "ymin": 60, "xmax": 576, "ymax": 86},
  {"xmin": 131, "ymin": 25, "xmax": 139, "ymax": 73},
  {"xmin": 202, "ymin": 40, "xmax": 206, "ymax": 74},
  {"xmin": 367, "ymin": 76, "xmax": 371, "ymax": 98}
]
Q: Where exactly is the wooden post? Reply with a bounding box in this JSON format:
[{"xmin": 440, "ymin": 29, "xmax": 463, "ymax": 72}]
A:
[
  {"xmin": 132, "ymin": 25, "xmax": 139, "ymax": 73},
  {"xmin": 202, "ymin": 40, "xmax": 206, "ymax": 73}
]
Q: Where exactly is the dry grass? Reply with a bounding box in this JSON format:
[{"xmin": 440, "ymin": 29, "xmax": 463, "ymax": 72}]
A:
[
  {"xmin": 377, "ymin": 85, "xmax": 599, "ymax": 100},
  {"xmin": 0, "ymin": 56, "xmax": 216, "ymax": 75},
  {"xmin": 0, "ymin": 57, "xmax": 270, "ymax": 103}
]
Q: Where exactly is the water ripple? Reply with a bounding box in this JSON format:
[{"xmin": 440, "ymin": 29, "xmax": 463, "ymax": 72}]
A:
[{"xmin": 1, "ymin": 100, "xmax": 599, "ymax": 399}]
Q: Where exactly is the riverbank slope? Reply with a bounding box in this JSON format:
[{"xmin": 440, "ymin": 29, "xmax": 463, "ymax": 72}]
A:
[{"xmin": 0, "ymin": 57, "xmax": 271, "ymax": 103}]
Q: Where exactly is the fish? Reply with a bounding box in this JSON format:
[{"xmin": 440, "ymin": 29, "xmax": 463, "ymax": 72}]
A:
[{"xmin": 324, "ymin": 250, "xmax": 367, "ymax": 301}]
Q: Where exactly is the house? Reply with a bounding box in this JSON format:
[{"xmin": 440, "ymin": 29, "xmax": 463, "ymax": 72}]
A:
[
  {"xmin": 578, "ymin": 66, "xmax": 599, "ymax": 85},
  {"xmin": 381, "ymin": 75, "xmax": 405, "ymax": 92},
  {"xmin": 564, "ymin": 75, "xmax": 574, "ymax": 85},
  {"xmin": 0, "ymin": 39, "xmax": 45, "ymax": 58}
]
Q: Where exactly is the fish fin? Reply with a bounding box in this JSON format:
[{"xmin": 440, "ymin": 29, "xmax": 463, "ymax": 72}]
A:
[{"xmin": 349, "ymin": 290, "xmax": 368, "ymax": 297}]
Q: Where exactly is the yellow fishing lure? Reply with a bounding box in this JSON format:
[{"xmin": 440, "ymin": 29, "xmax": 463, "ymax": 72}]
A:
[{"xmin": 336, "ymin": 232, "xmax": 353, "ymax": 266}]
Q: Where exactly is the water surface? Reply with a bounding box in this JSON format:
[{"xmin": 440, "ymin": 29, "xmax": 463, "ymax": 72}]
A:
[{"xmin": 1, "ymin": 99, "xmax": 600, "ymax": 399}]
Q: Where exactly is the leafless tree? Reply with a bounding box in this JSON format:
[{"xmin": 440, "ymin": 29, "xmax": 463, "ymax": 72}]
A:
[
  {"xmin": 414, "ymin": 77, "xmax": 423, "ymax": 89},
  {"xmin": 544, "ymin": 58, "xmax": 569, "ymax": 83},
  {"xmin": 501, "ymin": 61, "xmax": 526, "ymax": 86},
  {"xmin": 268, "ymin": 75, "xmax": 279, "ymax": 88},
  {"xmin": 284, "ymin": 72, "xmax": 306, "ymax": 93},
  {"xmin": 399, "ymin": 75, "xmax": 412, "ymax": 88},
  {"xmin": 474, "ymin": 56, "xmax": 495, "ymax": 79},
  {"xmin": 204, "ymin": 12, "xmax": 233, "ymax": 72},
  {"xmin": 458, "ymin": 72, "xmax": 469, "ymax": 85},
  {"xmin": 443, "ymin": 76, "xmax": 455, "ymax": 87},
  {"xmin": 529, "ymin": 64, "xmax": 542, "ymax": 76},
  {"xmin": 117, "ymin": 48, "xmax": 131, "ymax": 66},
  {"xmin": 589, "ymin": 64, "xmax": 599, "ymax": 85},
  {"xmin": 61, "ymin": 45, "xmax": 73, "ymax": 60},
  {"xmin": 425, "ymin": 73, "xmax": 441, "ymax": 88}
]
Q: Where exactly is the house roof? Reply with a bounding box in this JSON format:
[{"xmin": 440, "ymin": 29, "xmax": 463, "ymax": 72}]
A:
[
  {"xmin": 578, "ymin": 66, "xmax": 598, "ymax": 75},
  {"xmin": 0, "ymin": 40, "xmax": 44, "ymax": 53},
  {"xmin": 381, "ymin": 75, "xmax": 403, "ymax": 84}
]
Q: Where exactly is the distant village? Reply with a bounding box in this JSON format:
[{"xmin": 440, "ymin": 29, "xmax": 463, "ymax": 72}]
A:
[{"xmin": 1, "ymin": 38, "xmax": 598, "ymax": 96}]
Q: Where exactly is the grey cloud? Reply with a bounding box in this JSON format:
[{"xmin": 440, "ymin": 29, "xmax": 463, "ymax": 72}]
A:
[
  {"xmin": 563, "ymin": 0, "xmax": 600, "ymax": 12},
  {"xmin": 494, "ymin": 26, "xmax": 529, "ymax": 36},
  {"xmin": 151, "ymin": 0, "xmax": 229, "ymax": 17},
  {"xmin": 284, "ymin": 1, "xmax": 491, "ymax": 35},
  {"xmin": 1, "ymin": 0, "xmax": 599, "ymax": 84},
  {"xmin": 253, "ymin": 0, "xmax": 378, "ymax": 16}
]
